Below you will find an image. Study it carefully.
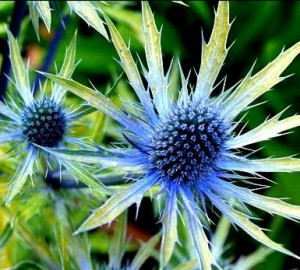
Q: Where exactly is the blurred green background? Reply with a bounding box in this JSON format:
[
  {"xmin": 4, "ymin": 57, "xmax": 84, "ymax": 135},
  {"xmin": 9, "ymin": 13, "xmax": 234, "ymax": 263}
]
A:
[{"xmin": 0, "ymin": 1, "xmax": 300, "ymax": 269}]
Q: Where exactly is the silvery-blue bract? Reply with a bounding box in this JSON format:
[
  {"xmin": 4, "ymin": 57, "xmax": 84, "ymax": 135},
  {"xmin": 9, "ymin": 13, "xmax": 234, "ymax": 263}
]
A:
[{"xmin": 40, "ymin": 2, "xmax": 300, "ymax": 269}]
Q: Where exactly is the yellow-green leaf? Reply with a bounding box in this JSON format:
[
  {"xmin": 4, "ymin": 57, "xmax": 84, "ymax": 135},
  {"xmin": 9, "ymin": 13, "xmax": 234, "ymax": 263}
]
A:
[
  {"xmin": 220, "ymin": 157, "xmax": 300, "ymax": 172},
  {"xmin": 6, "ymin": 149, "xmax": 35, "ymax": 205},
  {"xmin": 194, "ymin": 2, "xmax": 230, "ymax": 101},
  {"xmin": 59, "ymin": 159, "xmax": 108, "ymax": 193},
  {"xmin": 75, "ymin": 177, "xmax": 156, "ymax": 234},
  {"xmin": 227, "ymin": 112, "xmax": 300, "ymax": 148},
  {"xmin": 223, "ymin": 41, "xmax": 300, "ymax": 119},
  {"xmin": 160, "ymin": 190, "xmax": 178, "ymax": 266},
  {"xmin": 7, "ymin": 31, "xmax": 33, "ymax": 105},
  {"xmin": 104, "ymin": 13, "xmax": 157, "ymax": 122},
  {"xmin": 68, "ymin": 1, "xmax": 108, "ymax": 40},
  {"xmin": 35, "ymin": 1, "xmax": 51, "ymax": 32}
]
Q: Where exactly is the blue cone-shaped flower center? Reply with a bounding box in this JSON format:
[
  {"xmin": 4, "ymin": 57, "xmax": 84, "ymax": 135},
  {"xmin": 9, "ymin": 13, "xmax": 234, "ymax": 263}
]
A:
[
  {"xmin": 21, "ymin": 98, "xmax": 66, "ymax": 147},
  {"xmin": 149, "ymin": 102, "xmax": 228, "ymax": 184}
]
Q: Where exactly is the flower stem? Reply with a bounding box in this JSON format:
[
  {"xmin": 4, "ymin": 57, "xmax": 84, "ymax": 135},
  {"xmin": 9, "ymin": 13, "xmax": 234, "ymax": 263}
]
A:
[{"xmin": 0, "ymin": 0, "xmax": 27, "ymax": 101}]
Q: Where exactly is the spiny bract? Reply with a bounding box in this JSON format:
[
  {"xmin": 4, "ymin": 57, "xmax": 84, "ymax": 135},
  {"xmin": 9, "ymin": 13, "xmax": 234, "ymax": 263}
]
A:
[
  {"xmin": 41, "ymin": 2, "xmax": 300, "ymax": 270},
  {"xmin": 0, "ymin": 31, "xmax": 105, "ymax": 205},
  {"xmin": 28, "ymin": 1, "xmax": 109, "ymax": 40}
]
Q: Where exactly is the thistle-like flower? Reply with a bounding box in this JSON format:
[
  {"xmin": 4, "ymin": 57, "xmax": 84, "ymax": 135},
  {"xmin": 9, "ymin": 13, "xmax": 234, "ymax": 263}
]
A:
[
  {"xmin": 0, "ymin": 31, "xmax": 105, "ymax": 204},
  {"xmin": 41, "ymin": 2, "xmax": 300, "ymax": 269}
]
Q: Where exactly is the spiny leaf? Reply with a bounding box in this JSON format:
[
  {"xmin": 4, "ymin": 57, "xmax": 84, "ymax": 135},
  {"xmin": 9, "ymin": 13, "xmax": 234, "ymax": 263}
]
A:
[
  {"xmin": 99, "ymin": 3, "xmax": 143, "ymax": 42},
  {"xmin": 38, "ymin": 147, "xmax": 142, "ymax": 168},
  {"xmin": 68, "ymin": 105, "xmax": 95, "ymax": 121},
  {"xmin": 220, "ymin": 156, "xmax": 300, "ymax": 172},
  {"xmin": 232, "ymin": 247, "xmax": 272, "ymax": 270},
  {"xmin": 28, "ymin": 2, "xmax": 40, "ymax": 39},
  {"xmin": 211, "ymin": 216, "xmax": 231, "ymax": 260},
  {"xmin": 188, "ymin": 212, "xmax": 213, "ymax": 270},
  {"xmin": 217, "ymin": 181, "xmax": 300, "ymax": 220},
  {"xmin": 59, "ymin": 32, "xmax": 77, "ymax": 79},
  {"xmin": 67, "ymin": 1, "xmax": 108, "ymax": 40},
  {"xmin": 160, "ymin": 189, "xmax": 178, "ymax": 267},
  {"xmin": 223, "ymin": 41, "xmax": 300, "ymax": 119},
  {"xmin": 229, "ymin": 209, "xmax": 299, "ymax": 259},
  {"xmin": 59, "ymin": 159, "xmax": 108, "ymax": 193},
  {"xmin": 54, "ymin": 200, "xmax": 71, "ymax": 270},
  {"xmin": 130, "ymin": 233, "xmax": 161, "ymax": 270},
  {"xmin": 207, "ymin": 191, "xmax": 300, "ymax": 260},
  {"xmin": 28, "ymin": 1, "xmax": 51, "ymax": 39},
  {"xmin": 194, "ymin": 2, "xmax": 230, "ymax": 101},
  {"xmin": 103, "ymin": 13, "xmax": 157, "ymax": 123},
  {"xmin": 7, "ymin": 30, "xmax": 33, "ymax": 105},
  {"xmin": 6, "ymin": 149, "xmax": 35, "ymax": 205},
  {"xmin": 0, "ymin": 101, "xmax": 20, "ymax": 121},
  {"xmin": 180, "ymin": 188, "xmax": 213, "ymax": 270},
  {"xmin": 53, "ymin": 32, "xmax": 78, "ymax": 102},
  {"xmin": 227, "ymin": 112, "xmax": 300, "ymax": 148},
  {"xmin": 142, "ymin": 1, "xmax": 168, "ymax": 116},
  {"xmin": 108, "ymin": 212, "xmax": 127, "ymax": 270},
  {"xmin": 75, "ymin": 177, "xmax": 156, "ymax": 234},
  {"xmin": 141, "ymin": 2, "xmax": 170, "ymax": 117},
  {"xmin": 35, "ymin": 1, "xmax": 51, "ymax": 32}
]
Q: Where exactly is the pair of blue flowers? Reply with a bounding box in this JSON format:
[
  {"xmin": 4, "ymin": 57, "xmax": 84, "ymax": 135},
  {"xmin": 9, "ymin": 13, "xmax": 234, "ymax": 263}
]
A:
[{"xmin": 1, "ymin": 2, "xmax": 300, "ymax": 269}]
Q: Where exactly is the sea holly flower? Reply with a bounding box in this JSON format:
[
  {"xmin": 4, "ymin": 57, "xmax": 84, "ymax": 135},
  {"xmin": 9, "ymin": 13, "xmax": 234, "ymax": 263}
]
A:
[
  {"xmin": 40, "ymin": 1, "xmax": 300, "ymax": 269},
  {"xmin": 0, "ymin": 31, "xmax": 106, "ymax": 204},
  {"xmin": 28, "ymin": 1, "xmax": 109, "ymax": 39}
]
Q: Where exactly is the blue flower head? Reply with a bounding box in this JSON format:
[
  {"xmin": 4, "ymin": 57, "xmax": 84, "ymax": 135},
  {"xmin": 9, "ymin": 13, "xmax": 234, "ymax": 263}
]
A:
[
  {"xmin": 41, "ymin": 2, "xmax": 300, "ymax": 269},
  {"xmin": 148, "ymin": 103, "xmax": 228, "ymax": 184},
  {"xmin": 21, "ymin": 97, "xmax": 66, "ymax": 147},
  {"xmin": 0, "ymin": 31, "xmax": 106, "ymax": 204}
]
